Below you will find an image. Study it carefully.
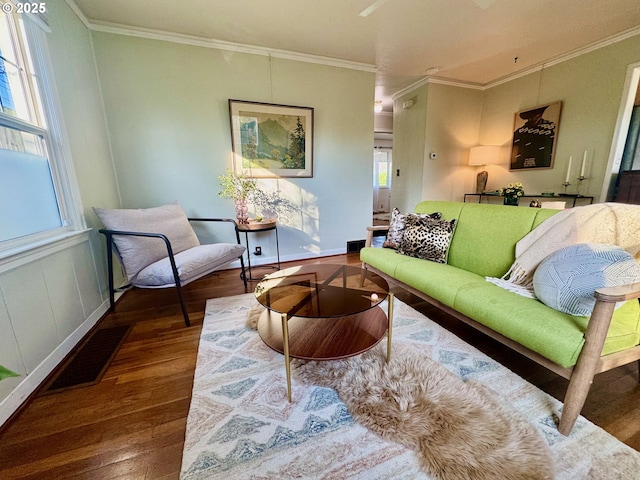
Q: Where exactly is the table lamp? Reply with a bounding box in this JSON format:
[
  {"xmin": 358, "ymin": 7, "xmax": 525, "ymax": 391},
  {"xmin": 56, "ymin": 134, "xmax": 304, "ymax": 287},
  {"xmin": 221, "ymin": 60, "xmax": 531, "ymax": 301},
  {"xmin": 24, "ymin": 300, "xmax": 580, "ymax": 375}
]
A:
[{"xmin": 469, "ymin": 145, "xmax": 501, "ymax": 194}]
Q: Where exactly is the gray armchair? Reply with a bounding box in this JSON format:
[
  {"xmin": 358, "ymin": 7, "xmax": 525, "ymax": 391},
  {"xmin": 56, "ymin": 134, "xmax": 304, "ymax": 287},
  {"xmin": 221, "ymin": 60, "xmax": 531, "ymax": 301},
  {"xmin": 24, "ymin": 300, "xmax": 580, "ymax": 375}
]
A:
[{"xmin": 94, "ymin": 204, "xmax": 247, "ymax": 326}]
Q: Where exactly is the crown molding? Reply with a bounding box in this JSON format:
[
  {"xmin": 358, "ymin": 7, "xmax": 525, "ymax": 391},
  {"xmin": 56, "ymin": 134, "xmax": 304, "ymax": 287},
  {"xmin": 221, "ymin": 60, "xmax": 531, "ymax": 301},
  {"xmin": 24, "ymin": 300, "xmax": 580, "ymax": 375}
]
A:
[
  {"xmin": 64, "ymin": 0, "xmax": 91, "ymax": 29},
  {"xmin": 62, "ymin": 2, "xmax": 640, "ymax": 95},
  {"xmin": 393, "ymin": 77, "xmax": 429, "ymax": 100},
  {"xmin": 427, "ymin": 76, "xmax": 484, "ymax": 90},
  {"xmin": 394, "ymin": 25, "xmax": 640, "ymax": 98},
  {"xmin": 483, "ymin": 64, "xmax": 544, "ymax": 90},
  {"xmin": 88, "ymin": 21, "xmax": 377, "ymax": 73},
  {"xmin": 392, "ymin": 75, "xmax": 483, "ymax": 100}
]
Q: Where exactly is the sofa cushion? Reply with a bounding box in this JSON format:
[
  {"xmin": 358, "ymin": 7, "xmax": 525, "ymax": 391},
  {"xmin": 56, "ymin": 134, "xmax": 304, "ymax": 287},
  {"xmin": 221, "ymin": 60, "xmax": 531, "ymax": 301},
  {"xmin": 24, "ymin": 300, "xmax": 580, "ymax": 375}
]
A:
[
  {"xmin": 383, "ymin": 208, "xmax": 441, "ymax": 249},
  {"xmin": 398, "ymin": 217, "xmax": 456, "ymax": 263},
  {"xmin": 93, "ymin": 203, "xmax": 199, "ymax": 282},
  {"xmin": 360, "ymin": 246, "xmax": 415, "ymax": 278},
  {"xmin": 134, "ymin": 243, "xmax": 245, "ymax": 287},
  {"xmin": 449, "ymin": 204, "xmax": 555, "ymax": 278},
  {"xmin": 414, "ymin": 201, "xmax": 559, "ymax": 278},
  {"xmin": 453, "ymin": 282, "xmax": 640, "ymax": 368},
  {"xmin": 394, "ymin": 259, "xmax": 488, "ymax": 308},
  {"xmin": 533, "ymin": 243, "xmax": 640, "ymax": 316}
]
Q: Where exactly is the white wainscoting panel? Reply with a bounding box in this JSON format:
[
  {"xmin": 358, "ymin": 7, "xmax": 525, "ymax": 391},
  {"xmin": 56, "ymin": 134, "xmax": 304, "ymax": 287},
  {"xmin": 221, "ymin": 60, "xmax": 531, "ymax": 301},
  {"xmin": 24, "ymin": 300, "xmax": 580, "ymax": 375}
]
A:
[
  {"xmin": 41, "ymin": 248, "xmax": 86, "ymax": 340},
  {"xmin": 0, "ymin": 262, "xmax": 60, "ymax": 373},
  {"xmin": 0, "ymin": 294, "xmax": 25, "ymax": 402},
  {"xmin": 70, "ymin": 238, "xmax": 104, "ymax": 315},
  {"xmin": 0, "ymin": 234, "xmax": 106, "ymax": 426}
]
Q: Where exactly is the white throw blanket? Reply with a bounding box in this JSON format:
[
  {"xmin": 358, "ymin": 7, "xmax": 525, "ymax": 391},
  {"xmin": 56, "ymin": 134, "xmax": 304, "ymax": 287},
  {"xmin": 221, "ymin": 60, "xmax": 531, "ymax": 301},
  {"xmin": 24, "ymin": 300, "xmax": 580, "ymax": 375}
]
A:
[{"xmin": 486, "ymin": 203, "xmax": 640, "ymax": 297}]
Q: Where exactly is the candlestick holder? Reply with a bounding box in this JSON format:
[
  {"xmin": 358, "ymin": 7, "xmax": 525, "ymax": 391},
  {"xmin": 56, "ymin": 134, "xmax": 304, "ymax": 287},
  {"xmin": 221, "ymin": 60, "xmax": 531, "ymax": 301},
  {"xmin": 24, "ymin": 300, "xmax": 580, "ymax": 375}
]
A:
[
  {"xmin": 562, "ymin": 181, "xmax": 571, "ymax": 193},
  {"xmin": 576, "ymin": 176, "xmax": 587, "ymax": 195}
]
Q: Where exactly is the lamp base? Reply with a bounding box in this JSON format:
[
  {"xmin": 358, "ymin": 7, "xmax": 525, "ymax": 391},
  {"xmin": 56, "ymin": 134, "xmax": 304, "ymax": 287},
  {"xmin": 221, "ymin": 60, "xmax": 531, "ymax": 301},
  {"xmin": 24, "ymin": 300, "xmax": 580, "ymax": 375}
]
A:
[{"xmin": 476, "ymin": 170, "xmax": 488, "ymax": 194}]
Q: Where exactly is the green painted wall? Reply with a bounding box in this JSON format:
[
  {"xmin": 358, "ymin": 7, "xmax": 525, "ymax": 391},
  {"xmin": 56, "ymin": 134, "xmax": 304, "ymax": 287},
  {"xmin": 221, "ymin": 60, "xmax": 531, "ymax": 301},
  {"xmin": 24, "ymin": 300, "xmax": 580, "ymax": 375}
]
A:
[
  {"xmin": 91, "ymin": 33, "xmax": 375, "ymax": 260},
  {"xmin": 394, "ymin": 34, "xmax": 640, "ymax": 206},
  {"xmin": 393, "ymin": 83, "xmax": 484, "ymax": 209},
  {"xmin": 480, "ymin": 34, "xmax": 640, "ymax": 201},
  {"xmin": 46, "ymin": 2, "xmax": 120, "ymax": 219},
  {"xmin": 392, "ymin": 86, "xmax": 428, "ymax": 212},
  {"xmin": 423, "ymin": 83, "xmax": 483, "ymax": 200}
]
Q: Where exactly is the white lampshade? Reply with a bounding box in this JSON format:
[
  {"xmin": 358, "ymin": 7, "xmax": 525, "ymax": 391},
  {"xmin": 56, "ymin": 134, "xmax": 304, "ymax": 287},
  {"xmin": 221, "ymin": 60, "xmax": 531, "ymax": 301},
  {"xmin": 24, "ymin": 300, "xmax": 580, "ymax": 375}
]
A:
[
  {"xmin": 374, "ymin": 101, "xmax": 383, "ymax": 113},
  {"xmin": 469, "ymin": 145, "xmax": 501, "ymax": 166}
]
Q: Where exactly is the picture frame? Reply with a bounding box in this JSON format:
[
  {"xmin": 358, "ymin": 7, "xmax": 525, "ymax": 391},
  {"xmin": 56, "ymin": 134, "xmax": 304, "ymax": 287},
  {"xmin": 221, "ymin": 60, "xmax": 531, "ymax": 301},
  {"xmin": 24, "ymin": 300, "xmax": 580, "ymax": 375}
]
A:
[
  {"xmin": 229, "ymin": 99, "xmax": 314, "ymax": 178},
  {"xmin": 510, "ymin": 101, "xmax": 562, "ymax": 170}
]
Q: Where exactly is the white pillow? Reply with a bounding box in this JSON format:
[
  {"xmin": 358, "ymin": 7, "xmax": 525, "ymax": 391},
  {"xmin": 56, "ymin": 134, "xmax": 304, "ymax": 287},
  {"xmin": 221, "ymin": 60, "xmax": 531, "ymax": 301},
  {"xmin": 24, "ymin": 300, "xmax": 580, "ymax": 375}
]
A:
[{"xmin": 93, "ymin": 203, "xmax": 200, "ymax": 282}]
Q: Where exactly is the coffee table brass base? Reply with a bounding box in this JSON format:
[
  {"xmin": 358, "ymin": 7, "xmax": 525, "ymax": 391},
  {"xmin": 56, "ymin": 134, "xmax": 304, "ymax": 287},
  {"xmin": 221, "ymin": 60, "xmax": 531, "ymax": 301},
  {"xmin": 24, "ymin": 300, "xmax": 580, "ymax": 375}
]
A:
[{"xmin": 257, "ymin": 293, "xmax": 394, "ymax": 402}]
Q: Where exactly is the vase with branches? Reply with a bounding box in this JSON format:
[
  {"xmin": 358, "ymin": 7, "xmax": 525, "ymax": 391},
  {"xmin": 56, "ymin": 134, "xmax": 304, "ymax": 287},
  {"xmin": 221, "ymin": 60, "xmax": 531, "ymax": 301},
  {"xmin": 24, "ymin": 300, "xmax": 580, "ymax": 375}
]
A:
[
  {"xmin": 218, "ymin": 169, "xmax": 258, "ymax": 224},
  {"xmin": 218, "ymin": 170, "xmax": 294, "ymax": 223}
]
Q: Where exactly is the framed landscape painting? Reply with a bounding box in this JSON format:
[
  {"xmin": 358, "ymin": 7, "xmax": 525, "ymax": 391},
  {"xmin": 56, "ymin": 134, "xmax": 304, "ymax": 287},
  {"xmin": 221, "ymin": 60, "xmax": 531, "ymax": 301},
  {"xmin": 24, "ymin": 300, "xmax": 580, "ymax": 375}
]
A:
[
  {"xmin": 510, "ymin": 101, "xmax": 562, "ymax": 170},
  {"xmin": 229, "ymin": 100, "xmax": 314, "ymax": 178}
]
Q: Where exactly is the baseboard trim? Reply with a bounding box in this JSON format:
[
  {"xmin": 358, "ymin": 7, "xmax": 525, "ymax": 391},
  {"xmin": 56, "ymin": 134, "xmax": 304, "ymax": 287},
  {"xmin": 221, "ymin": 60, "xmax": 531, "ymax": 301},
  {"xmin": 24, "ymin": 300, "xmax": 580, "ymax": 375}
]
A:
[
  {"xmin": 226, "ymin": 248, "xmax": 348, "ymax": 270},
  {"xmin": 0, "ymin": 298, "xmax": 111, "ymax": 427}
]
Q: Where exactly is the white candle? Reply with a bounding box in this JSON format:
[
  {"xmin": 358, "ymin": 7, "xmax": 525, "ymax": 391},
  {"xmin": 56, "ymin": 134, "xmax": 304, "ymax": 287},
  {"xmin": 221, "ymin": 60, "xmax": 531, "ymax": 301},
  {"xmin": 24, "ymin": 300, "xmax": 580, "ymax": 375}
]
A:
[
  {"xmin": 565, "ymin": 156, "xmax": 572, "ymax": 183},
  {"xmin": 581, "ymin": 151, "xmax": 587, "ymax": 177}
]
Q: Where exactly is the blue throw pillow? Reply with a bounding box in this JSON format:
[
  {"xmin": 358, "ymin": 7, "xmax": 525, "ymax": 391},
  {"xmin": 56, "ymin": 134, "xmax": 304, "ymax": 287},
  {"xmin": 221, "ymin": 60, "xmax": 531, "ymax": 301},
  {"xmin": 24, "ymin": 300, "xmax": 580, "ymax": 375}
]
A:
[{"xmin": 533, "ymin": 243, "xmax": 640, "ymax": 316}]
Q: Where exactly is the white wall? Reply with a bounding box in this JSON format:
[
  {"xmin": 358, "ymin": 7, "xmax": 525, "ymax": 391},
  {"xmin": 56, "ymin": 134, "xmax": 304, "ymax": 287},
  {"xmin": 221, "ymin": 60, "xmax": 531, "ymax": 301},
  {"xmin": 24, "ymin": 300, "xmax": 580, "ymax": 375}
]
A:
[{"xmin": 90, "ymin": 32, "xmax": 375, "ymax": 263}]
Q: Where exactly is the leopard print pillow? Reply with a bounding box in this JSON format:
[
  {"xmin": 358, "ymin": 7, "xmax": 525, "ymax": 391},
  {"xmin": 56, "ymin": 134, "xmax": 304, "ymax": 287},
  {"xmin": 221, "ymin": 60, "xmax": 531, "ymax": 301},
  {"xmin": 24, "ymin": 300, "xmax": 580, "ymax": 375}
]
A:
[
  {"xmin": 382, "ymin": 208, "xmax": 442, "ymax": 249},
  {"xmin": 398, "ymin": 217, "xmax": 456, "ymax": 263}
]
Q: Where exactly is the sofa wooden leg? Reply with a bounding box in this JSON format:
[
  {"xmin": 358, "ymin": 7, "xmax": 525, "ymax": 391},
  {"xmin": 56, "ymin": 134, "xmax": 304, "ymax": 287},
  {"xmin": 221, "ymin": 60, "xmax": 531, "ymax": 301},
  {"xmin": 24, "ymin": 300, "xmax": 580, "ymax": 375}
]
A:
[
  {"xmin": 559, "ymin": 370, "xmax": 595, "ymax": 435},
  {"xmin": 559, "ymin": 300, "xmax": 616, "ymax": 435}
]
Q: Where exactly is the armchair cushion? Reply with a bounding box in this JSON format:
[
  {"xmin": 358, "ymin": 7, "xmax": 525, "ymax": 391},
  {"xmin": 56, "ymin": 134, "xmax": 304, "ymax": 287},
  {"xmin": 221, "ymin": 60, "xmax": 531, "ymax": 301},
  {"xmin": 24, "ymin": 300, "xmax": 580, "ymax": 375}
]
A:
[
  {"xmin": 93, "ymin": 203, "xmax": 199, "ymax": 281},
  {"xmin": 133, "ymin": 243, "xmax": 246, "ymax": 287}
]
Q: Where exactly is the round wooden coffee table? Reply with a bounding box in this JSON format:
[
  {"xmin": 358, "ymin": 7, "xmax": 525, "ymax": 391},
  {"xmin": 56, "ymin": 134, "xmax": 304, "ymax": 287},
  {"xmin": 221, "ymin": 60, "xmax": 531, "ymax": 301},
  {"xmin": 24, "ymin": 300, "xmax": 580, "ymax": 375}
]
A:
[{"xmin": 255, "ymin": 264, "xmax": 394, "ymax": 401}]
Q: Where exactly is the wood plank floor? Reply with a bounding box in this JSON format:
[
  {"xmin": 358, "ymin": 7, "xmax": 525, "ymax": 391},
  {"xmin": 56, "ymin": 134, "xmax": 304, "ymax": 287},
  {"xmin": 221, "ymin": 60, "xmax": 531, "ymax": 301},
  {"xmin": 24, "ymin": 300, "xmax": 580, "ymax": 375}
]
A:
[{"xmin": 0, "ymin": 253, "xmax": 639, "ymax": 479}]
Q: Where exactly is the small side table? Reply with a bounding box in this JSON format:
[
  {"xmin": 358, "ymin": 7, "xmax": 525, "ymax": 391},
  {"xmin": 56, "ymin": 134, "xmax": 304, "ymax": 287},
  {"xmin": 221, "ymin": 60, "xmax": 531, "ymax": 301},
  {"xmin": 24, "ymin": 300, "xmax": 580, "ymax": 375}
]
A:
[{"xmin": 238, "ymin": 221, "xmax": 281, "ymax": 281}]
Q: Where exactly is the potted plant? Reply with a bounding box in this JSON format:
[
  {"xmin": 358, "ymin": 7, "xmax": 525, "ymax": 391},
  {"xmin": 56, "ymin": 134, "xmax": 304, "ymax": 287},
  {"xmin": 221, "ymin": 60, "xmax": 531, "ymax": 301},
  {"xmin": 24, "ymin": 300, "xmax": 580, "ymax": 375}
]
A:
[
  {"xmin": 499, "ymin": 182, "xmax": 524, "ymax": 206},
  {"xmin": 218, "ymin": 170, "xmax": 294, "ymax": 223},
  {"xmin": 218, "ymin": 169, "xmax": 258, "ymax": 224},
  {"xmin": 0, "ymin": 365, "xmax": 19, "ymax": 381}
]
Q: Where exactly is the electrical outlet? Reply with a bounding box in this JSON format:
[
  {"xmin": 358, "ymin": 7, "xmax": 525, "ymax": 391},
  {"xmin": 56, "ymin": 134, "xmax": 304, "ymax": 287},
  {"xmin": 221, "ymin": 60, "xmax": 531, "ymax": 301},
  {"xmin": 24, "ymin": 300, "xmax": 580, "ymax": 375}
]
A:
[{"xmin": 254, "ymin": 246, "xmax": 262, "ymax": 256}]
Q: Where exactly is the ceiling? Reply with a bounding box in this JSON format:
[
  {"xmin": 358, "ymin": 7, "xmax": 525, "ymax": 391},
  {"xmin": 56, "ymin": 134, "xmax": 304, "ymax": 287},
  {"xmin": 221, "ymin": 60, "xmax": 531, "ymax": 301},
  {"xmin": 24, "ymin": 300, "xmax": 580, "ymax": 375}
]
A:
[{"xmin": 73, "ymin": 0, "xmax": 640, "ymax": 111}]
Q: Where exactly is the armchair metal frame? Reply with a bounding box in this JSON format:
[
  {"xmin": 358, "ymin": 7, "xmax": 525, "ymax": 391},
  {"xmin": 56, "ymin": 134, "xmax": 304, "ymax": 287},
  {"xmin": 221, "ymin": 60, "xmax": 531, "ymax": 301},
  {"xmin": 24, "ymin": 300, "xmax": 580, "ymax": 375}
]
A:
[{"xmin": 99, "ymin": 217, "xmax": 247, "ymax": 327}]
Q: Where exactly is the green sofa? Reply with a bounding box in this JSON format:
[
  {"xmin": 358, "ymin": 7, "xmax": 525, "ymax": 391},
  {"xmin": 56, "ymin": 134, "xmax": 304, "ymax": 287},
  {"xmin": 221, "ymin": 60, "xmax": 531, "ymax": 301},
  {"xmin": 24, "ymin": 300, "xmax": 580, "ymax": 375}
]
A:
[{"xmin": 361, "ymin": 200, "xmax": 640, "ymax": 435}]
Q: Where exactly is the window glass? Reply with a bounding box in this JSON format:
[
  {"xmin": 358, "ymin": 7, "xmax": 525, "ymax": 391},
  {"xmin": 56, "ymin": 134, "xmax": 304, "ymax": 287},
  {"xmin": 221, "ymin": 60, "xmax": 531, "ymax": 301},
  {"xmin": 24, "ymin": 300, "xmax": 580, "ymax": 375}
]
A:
[
  {"xmin": 374, "ymin": 150, "xmax": 391, "ymax": 188},
  {"xmin": 0, "ymin": 13, "xmax": 34, "ymax": 123},
  {"xmin": 0, "ymin": 10, "xmax": 67, "ymax": 249},
  {"xmin": 0, "ymin": 125, "xmax": 61, "ymax": 242}
]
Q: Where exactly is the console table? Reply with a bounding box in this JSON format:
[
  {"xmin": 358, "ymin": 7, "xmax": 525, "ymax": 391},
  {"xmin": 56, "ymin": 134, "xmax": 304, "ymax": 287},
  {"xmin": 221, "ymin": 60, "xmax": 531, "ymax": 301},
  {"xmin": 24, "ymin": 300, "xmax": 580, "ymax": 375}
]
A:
[{"xmin": 464, "ymin": 193, "xmax": 594, "ymax": 208}]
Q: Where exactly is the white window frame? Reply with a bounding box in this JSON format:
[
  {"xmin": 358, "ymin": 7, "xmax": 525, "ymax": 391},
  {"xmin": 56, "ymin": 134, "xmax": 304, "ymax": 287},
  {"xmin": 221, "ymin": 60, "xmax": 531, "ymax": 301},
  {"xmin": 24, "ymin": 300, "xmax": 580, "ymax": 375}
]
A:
[{"xmin": 0, "ymin": 7, "xmax": 87, "ymax": 266}]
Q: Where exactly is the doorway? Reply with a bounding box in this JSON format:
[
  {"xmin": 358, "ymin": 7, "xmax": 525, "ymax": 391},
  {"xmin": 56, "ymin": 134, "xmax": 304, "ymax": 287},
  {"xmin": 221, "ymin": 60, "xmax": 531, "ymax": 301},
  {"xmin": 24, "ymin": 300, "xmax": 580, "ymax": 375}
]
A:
[
  {"xmin": 373, "ymin": 147, "xmax": 392, "ymax": 225},
  {"xmin": 602, "ymin": 62, "xmax": 640, "ymax": 201}
]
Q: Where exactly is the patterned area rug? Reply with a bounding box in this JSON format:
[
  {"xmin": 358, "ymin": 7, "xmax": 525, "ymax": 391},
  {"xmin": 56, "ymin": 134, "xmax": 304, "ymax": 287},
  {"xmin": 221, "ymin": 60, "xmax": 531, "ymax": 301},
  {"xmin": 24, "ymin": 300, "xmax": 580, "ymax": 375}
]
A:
[{"xmin": 180, "ymin": 294, "xmax": 640, "ymax": 479}]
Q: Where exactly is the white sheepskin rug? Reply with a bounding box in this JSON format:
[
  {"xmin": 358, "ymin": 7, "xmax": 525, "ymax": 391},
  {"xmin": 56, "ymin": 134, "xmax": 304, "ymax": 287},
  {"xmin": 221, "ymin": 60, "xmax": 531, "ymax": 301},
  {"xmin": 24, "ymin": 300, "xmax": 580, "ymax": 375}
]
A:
[{"xmin": 293, "ymin": 342, "xmax": 554, "ymax": 480}]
